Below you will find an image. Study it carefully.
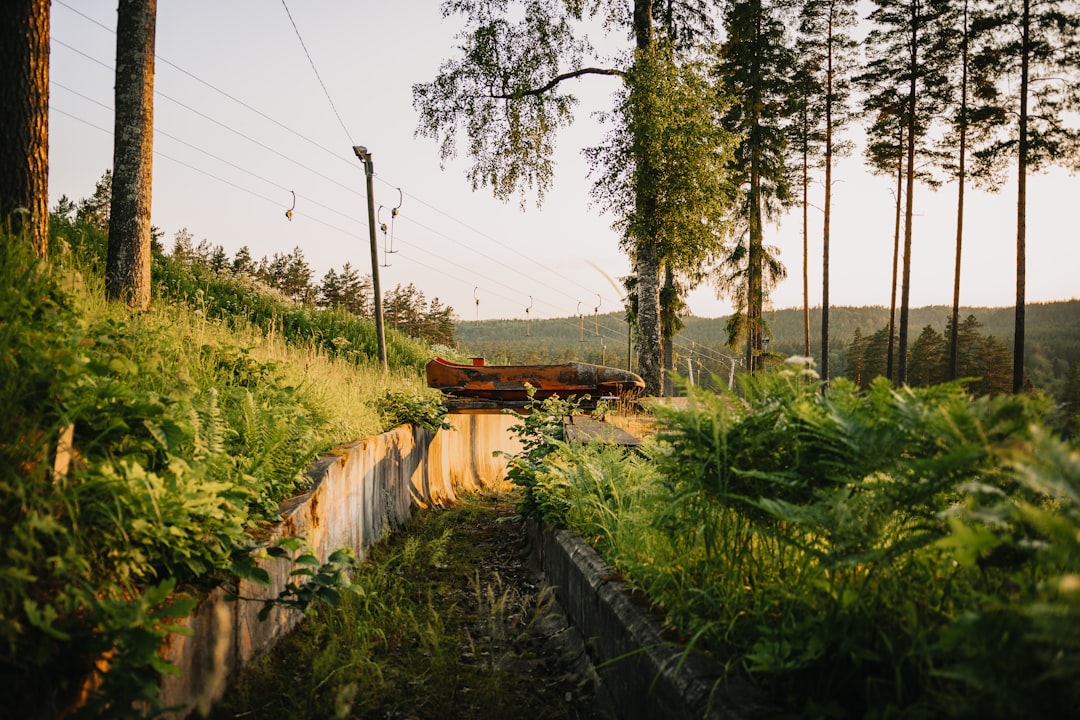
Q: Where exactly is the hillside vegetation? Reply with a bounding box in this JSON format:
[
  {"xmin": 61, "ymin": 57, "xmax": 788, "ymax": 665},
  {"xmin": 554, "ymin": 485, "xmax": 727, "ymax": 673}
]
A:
[
  {"xmin": 1, "ymin": 218, "xmax": 447, "ymax": 718},
  {"xmin": 512, "ymin": 369, "xmax": 1080, "ymax": 718}
]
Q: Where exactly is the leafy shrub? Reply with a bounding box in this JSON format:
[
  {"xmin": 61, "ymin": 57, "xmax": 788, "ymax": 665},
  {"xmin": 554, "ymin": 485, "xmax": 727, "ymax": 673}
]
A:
[
  {"xmin": 1, "ymin": 222, "xmax": 438, "ymax": 715},
  {"xmin": 375, "ymin": 390, "xmax": 451, "ymax": 434},
  {"xmin": 527, "ymin": 358, "xmax": 1080, "ymax": 718},
  {"xmin": 499, "ymin": 392, "xmax": 590, "ymax": 519}
]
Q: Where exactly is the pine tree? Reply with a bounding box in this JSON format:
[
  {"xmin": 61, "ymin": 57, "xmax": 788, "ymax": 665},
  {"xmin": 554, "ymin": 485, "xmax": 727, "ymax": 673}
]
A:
[
  {"xmin": 76, "ymin": 171, "xmax": 113, "ymax": 232},
  {"xmin": 972, "ymin": 0, "xmax": 1080, "ymax": 392},
  {"xmin": 208, "ymin": 245, "xmax": 228, "ymax": 274},
  {"xmin": 318, "ymin": 267, "xmax": 344, "ymax": 308},
  {"xmin": 338, "ymin": 262, "xmax": 371, "ymax": 318},
  {"xmin": 908, "ymin": 324, "xmax": 946, "ymax": 386},
  {"xmin": 170, "ymin": 227, "xmax": 194, "ymax": 262},
  {"xmin": 0, "ymin": 0, "xmax": 50, "ymax": 258},
  {"xmin": 796, "ymin": 0, "xmax": 859, "ymax": 380},
  {"xmin": 232, "ymin": 245, "xmax": 257, "ymax": 276},
  {"xmin": 859, "ymin": 0, "xmax": 951, "ymax": 384},
  {"xmin": 106, "ymin": 0, "xmax": 157, "ymax": 309},
  {"xmin": 715, "ymin": 0, "xmax": 795, "ymax": 372}
]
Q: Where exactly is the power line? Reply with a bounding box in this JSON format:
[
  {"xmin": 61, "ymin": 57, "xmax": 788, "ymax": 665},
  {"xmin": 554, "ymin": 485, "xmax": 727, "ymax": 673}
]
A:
[
  {"xmin": 51, "ymin": 12, "xmax": 732, "ymax": 351},
  {"xmin": 51, "ymin": 80, "xmax": 364, "ymax": 227},
  {"xmin": 52, "ymin": 14, "xmax": 629, "ymax": 320},
  {"xmin": 280, "ymin": 0, "xmax": 355, "ymax": 147},
  {"xmin": 53, "ymin": 0, "xmax": 353, "ymax": 169}
]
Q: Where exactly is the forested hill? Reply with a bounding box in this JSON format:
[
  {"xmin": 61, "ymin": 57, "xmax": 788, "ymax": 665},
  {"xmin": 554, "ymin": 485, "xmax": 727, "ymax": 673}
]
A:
[{"xmin": 454, "ymin": 300, "xmax": 1080, "ymax": 393}]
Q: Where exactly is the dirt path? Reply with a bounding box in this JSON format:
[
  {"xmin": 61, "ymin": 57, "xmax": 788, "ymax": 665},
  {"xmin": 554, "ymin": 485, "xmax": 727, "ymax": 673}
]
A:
[{"xmin": 211, "ymin": 489, "xmax": 610, "ymax": 720}]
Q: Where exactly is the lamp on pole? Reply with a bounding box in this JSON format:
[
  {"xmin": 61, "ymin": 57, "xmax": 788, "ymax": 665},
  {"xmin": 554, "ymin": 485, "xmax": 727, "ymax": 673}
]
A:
[{"xmin": 354, "ymin": 145, "xmax": 388, "ymax": 370}]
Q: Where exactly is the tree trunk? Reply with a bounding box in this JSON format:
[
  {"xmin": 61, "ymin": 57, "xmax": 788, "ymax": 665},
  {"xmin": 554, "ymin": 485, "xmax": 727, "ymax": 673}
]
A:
[
  {"xmin": 949, "ymin": 0, "xmax": 968, "ymax": 381},
  {"xmin": 662, "ymin": 264, "xmax": 675, "ymax": 396},
  {"xmin": 746, "ymin": 0, "xmax": 765, "ymax": 374},
  {"xmin": 802, "ymin": 128, "xmax": 811, "ymax": 358},
  {"xmin": 637, "ymin": 237, "xmax": 663, "ymax": 395},
  {"xmin": 107, "ymin": 0, "xmax": 157, "ymax": 309},
  {"xmin": 897, "ymin": 6, "xmax": 919, "ymax": 387},
  {"xmin": 0, "ymin": 0, "xmax": 50, "ymax": 259},
  {"xmin": 820, "ymin": 8, "xmax": 835, "ymax": 382},
  {"xmin": 1013, "ymin": 0, "xmax": 1029, "ymax": 393},
  {"xmin": 887, "ymin": 118, "xmax": 903, "ymax": 382},
  {"xmin": 632, "ymin": 0, "xmax": 663, "ymax": 395}
]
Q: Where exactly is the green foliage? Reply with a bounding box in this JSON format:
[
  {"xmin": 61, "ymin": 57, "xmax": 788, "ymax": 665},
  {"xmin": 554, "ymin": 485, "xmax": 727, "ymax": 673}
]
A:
[
  {"xmin": 230, "ymin": 537, "xmax": 359, "ymax": 622},
  {"xmin": 375, "ymin": 390, "xmax": 452, "ymax": 435},
  {"xmin": 528, "ymin": 357, "xmax": 1080, "ymax": 717},
  {"xmin": 1, "ymin": 208, "xmax": 445, "ymax": 715},
  {"xmin": 499, "ymin": 391, "xmax": 590, "ymax": 520},
  {"xmin": 152, "ymin": 253, "xmax": 432, "ymax": 376},
  {"xmin": 412, "ymin": 1, "xmax": 588, "ymax": 205}
]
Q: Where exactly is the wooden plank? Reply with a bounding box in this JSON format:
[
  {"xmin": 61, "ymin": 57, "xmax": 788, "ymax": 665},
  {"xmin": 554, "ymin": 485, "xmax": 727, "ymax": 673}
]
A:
[{"xmin": 563, "ymin": 415, "xmax": 641, "ymax": 447}]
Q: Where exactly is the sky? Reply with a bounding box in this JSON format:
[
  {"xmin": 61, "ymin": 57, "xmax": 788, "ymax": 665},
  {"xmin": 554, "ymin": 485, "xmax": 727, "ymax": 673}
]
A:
[{"xmin": 48, "ymin": 0, "xmax": 1079, "ymax": 330}]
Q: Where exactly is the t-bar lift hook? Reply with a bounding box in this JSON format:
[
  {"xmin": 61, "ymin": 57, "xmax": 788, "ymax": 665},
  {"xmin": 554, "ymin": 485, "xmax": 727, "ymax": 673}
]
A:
[
  {"xmin": 378, "ymin": 205, "xmax": 392, "ymax": 267},
  {"xmin": 285, "ymin": 190, "xmax": 296, "ymax": 221}
]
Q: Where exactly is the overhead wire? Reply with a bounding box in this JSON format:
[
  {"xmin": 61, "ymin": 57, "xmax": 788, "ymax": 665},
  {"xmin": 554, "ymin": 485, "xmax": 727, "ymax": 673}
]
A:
[
  {"xmin": 53, "ymin": 5, "xmax": 625, "ymax": 317},
  {"xmin": 54, "ymin": 0, "xmax": 354, "ymax": 169},
  {"xmin": 51, "ymin": 5, "xmax": 740, "ymax": 364},
  {"xmin": 279, "ymin": 0, "xmax": 355, "ymax": 147},
  {"xmin": 51, "ymin": 80, "xmax": 363, "ymax": 228},
  {"xmin": 50, "ymin": 106, "xmax": 363, "ymax": 240}
]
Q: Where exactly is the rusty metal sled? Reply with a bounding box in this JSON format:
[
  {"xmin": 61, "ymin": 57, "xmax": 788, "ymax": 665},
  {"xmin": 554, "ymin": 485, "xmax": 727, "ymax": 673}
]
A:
[{"xmin": 425, "ymin": 357, "xmax": 644, "ymax": 402}]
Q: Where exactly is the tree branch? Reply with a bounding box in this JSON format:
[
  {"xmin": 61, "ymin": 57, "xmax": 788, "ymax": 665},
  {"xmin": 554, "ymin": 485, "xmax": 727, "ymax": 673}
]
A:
[{"xmin": 491, "ymin": 67, "xmax": 625, "ymax": 99}]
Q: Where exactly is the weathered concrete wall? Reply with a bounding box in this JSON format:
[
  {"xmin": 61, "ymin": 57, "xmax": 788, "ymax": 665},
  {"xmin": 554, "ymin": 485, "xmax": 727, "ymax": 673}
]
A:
[
  {"xmin": 158, "ymin": 412, "xmax": 522, "ymax": 717},
  {"xmin": 526, "ymin": 523, "xmax": 784, "ymax": 720}
]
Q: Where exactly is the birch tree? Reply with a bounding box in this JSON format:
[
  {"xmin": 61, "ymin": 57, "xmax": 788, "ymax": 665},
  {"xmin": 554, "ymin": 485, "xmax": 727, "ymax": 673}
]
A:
[{"xmin": 413, "ymin": 1, "xmax": 732, "ymax": 395}]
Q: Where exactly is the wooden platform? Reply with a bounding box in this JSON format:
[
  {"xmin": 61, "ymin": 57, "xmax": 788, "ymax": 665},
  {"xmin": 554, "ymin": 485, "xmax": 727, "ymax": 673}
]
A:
[{"xmin": 562, "ymin": 415, "xmax": 641, "ymax": 448}]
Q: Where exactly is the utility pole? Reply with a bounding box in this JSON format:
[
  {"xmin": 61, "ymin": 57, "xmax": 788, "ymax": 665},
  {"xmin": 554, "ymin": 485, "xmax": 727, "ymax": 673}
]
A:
[{"xmin": 354, "ymin": 145, "xmax": 387, "ymax": 370}]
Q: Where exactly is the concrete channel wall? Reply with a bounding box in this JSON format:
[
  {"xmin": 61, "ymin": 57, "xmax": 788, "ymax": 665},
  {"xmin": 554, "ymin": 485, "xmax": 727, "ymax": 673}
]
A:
[
  {"xmin": 157, "ymin": 409, "xmax": 779, "ymax": 720},
  {"xmin": 157, "ymin": 411, "xmax": 522, "ymax": 718},
  {"xmin": 526, "ymin": 524, "xmax": 784, "ymax": 720}
]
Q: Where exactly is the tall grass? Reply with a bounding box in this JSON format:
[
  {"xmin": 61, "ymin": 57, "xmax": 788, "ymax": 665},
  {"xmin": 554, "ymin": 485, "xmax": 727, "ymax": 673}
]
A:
[
  {"xmin": 523, "ymin": 359, "xmax": 1080, "ymax": 718},
  {"xmin": 0, "ymin": 224, "xmax": 445, "ymax": 717}
]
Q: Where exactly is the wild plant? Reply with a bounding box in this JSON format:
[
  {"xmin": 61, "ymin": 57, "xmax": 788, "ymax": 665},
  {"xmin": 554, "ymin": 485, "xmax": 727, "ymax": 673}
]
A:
[
  {"xmin": 533, "ymin": 355, "xmax": 1080, "ymax": 717},
  {"xmin": 2, "ymin": 225, "xmax": 430, "ymax": 715},
  {"xmin": 499, "ymin": 391, "xmax": 591, "ymax": 519}
]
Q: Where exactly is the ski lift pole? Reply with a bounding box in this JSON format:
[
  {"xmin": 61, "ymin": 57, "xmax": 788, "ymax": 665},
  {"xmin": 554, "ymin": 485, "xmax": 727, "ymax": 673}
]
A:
[{"xmin": 354, "ymin": 145, "xmax": 387, "ymax": 370}]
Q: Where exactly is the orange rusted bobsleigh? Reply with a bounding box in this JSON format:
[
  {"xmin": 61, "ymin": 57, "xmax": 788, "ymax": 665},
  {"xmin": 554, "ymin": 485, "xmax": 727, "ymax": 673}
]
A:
[{"xmin": 426, "ymin": 357, "xmax": 644, "ymax": 400}]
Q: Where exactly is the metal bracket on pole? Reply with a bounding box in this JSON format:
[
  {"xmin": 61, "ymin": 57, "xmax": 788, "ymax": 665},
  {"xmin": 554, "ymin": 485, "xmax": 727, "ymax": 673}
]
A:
[{"xmin": 354, "ymin": 145, "xmax": 388, "ymax": 370}]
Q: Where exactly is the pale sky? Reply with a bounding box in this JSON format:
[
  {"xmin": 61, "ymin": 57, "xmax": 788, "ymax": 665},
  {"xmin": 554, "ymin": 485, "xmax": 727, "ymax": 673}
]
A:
[{"xmin": 48, "ymin": 1, "xmax": 1079, "ymax": 327}]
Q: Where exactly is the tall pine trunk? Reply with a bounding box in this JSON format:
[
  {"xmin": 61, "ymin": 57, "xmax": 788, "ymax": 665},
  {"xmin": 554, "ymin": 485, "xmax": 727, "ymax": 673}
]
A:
[
  {"xmin": 746, "ymin": 0, "xmax": 765, "ymax": 373},
  {"xmin": 801, "ymin": 133, "xmax": 811, "ymax": 357},
  {"xmin": 897, "ymin": 1, "xmax": 919, "ymax": 386},
  {"xmin": 1013, "ymin": 0, "xmax": 1029, "ymax": 393},
  {"xmin": 820, "ymin": 9, "xmax": 835, "ymax": 382},
  {"xmin": 107, "ymin": 0, "xmax": 157, "ymax": 309},
  {"xmin": 0, "ymin": 0, "xmax": 50, "ymax": 259},
  {"xmin": 887, "ymin": 123, "xmax": 902, "ymax": 382},
  {"xmin": 949, "ymin": 0, "xmax": 969, "ymax": 380}
]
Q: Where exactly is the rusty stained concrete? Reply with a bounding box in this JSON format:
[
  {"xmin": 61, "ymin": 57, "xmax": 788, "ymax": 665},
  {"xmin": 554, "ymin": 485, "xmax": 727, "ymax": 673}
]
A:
[{"xmin": 157, "ymin": 411, "xmax": 523, "ymax": 718}]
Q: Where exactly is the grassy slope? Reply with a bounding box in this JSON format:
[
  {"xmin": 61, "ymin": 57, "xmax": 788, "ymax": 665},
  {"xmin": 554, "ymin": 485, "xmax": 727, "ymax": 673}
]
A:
[{"xmin": 0, "ymin": 224, "xmax": 446, "ymax": 718}]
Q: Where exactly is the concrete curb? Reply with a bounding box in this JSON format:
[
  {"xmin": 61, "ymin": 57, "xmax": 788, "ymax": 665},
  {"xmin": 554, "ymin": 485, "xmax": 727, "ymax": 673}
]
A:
[
  {"xmin": 157, "ymin": 412, "xmax": 523, "ymax": 718},
  {"xmin": 526, "ymin": 521, "xmax": 787, "ymax": 720}
]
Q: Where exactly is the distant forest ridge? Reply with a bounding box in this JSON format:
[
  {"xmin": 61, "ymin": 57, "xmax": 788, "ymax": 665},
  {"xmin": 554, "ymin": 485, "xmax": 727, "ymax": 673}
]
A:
[{"xmin": 455, "ymin": 300, "xmax": 1080, "ymax": 384}]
